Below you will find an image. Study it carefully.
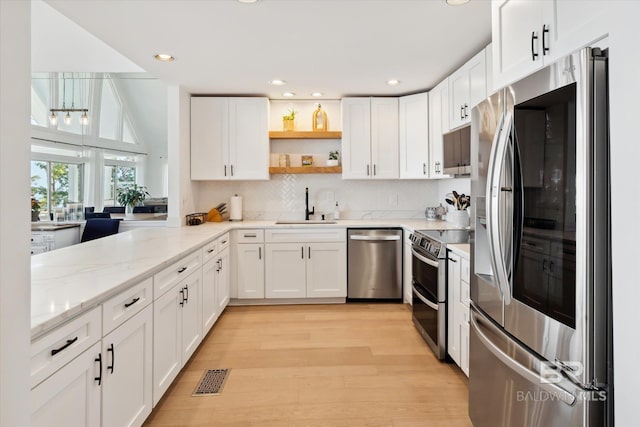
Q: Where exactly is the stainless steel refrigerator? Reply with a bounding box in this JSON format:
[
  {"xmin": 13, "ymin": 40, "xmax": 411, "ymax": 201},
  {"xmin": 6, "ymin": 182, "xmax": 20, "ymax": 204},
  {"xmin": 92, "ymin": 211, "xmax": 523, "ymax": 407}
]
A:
[{"xmin": 469, "ymin": 47, "xmax": 612, "ymax": 426}]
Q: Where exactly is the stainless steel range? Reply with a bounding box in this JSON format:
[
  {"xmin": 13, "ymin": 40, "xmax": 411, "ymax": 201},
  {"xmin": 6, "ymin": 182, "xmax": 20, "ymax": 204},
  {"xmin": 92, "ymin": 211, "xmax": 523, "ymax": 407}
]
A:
[{"xmin": 409, "ymin": 229, "xmax": 469, "ymax": 359}]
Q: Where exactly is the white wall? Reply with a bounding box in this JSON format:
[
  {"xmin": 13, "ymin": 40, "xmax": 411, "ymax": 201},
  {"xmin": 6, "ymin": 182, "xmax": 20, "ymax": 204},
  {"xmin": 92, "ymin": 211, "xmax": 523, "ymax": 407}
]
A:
[
  {"xmin": 608, "ymin": 2, "xmax": 640, "ymax": 423},
  {"xmin": 196, "ymin": 176, "xmax": 470, "ymax": 221},
  {"xmin": 0, "ymin": 1, "xmax": 31, "ymax": 425},
  {"xmin": 167, "ymin": 86, "xmax": 198, "ymax": 226}
]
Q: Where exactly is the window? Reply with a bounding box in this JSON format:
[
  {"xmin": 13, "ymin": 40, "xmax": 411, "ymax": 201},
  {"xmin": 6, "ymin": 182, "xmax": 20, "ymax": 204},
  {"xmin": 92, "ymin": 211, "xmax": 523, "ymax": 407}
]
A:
[
  {"xmin": 103, "ymin": 165, "xmax": 136, "ymax": 207},
  {"xmin": 31, "ymin": 143, "xmax": 85, "ymax": 219},
  {"xmin": 31, "ymin": 160, "xmax": 84, "ymax": 218},
  {"xmin": 99, "ymin": 76, "xmax": 138, "ymax": 144}
]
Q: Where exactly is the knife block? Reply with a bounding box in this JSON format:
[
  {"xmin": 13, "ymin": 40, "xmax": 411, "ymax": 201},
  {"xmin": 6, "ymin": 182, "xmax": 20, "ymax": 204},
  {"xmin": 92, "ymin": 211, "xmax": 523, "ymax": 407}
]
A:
[{"xmin": 207, "ymin": 208, "xmax": 223, "ymax": 222}]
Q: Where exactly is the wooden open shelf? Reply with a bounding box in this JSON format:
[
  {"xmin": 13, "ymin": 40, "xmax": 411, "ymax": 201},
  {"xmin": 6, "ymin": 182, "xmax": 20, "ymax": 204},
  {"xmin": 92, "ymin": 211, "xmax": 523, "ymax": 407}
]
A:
[
  {"xmin": 269, "ymin": 166, "xmax": 342, "ymax": 174},
  {"xmin": 269, "ymin": 131, "xmax": 342, "ymax": 139}
]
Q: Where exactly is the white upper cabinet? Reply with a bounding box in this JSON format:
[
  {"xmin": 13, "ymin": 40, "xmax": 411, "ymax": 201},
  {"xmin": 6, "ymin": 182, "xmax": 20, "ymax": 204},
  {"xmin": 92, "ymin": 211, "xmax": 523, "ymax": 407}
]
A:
[
  {"xmin": 191, "ymin": 97, "xmax": 269, "ymax": 180},
  {"xmin": 449, "ymin": 49, "xmax": 486, "ymax": 130},
  {"xmin": 399, "ymin": 93, "xmax": 430, "ymax": 179},
  {"xmin": 492, "ymin": 0, "xmax": 607, "ymax": 89},
  {"xmin": 342, "ymin": 97, "xmax": 399, "ymax": 179},
  {"xmin": 428, "ymin": 79, "xmax": 450, "ymax": 179}
]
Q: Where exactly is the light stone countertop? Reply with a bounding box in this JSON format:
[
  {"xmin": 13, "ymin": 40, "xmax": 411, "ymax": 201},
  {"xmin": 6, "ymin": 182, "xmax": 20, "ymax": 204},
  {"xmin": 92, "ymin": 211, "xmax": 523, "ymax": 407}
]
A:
[
  {"xmin": 31, "ymin": 218, "xmax": 465, "ymax": 339},
  {"xmin": 448, "ymin": 243, "xmax": 471, "ymax": 258}
]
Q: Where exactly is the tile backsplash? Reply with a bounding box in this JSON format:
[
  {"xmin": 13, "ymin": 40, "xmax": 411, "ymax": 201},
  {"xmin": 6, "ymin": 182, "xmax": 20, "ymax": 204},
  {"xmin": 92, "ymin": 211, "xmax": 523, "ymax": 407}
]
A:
[{"xmin": 197, "ymin": 175, "xmax": 470, "ymax": 220}]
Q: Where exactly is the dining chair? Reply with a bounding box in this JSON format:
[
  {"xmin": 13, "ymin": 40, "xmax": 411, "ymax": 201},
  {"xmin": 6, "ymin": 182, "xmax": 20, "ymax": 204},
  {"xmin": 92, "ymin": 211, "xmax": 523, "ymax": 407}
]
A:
[
  {"xmin": 132, "ymin": 206, "xmax": 155, "ymax": 213},
  {"xmin": 103, "ymin": 206, "xmax": 125, "ymax": 214},
  {"xmin": 85, "ymin": 212, "xmax": 111, "ymax": 219},
  {"xmin": 81, "ymin": 218, "xmax": 120, "ymax": 243}
]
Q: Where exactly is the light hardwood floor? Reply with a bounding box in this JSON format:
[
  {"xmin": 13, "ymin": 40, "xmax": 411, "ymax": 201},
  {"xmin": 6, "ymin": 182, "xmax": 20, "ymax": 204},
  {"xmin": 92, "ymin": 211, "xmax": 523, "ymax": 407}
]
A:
[{"xmin": 144, "ymin": 303, "xmax": 472, "ymax": 427}]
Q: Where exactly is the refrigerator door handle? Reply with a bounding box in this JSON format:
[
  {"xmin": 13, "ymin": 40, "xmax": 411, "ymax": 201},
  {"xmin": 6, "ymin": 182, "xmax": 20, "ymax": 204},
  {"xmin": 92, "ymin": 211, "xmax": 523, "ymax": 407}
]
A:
[
  {"xmin": 488, "ymin": 112, "xmax": 514, "ymax": 304},
  {"xmin": 470, "ymin": 310, "xmax": 577, "ymax": 407}
]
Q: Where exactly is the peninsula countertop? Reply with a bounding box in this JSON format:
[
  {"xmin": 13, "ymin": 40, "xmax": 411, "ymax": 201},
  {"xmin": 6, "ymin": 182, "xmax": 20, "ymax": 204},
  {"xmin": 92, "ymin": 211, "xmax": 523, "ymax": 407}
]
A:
[{"xmin": 31, "ymin": 218, "xmax": 467, "ymax": 339}]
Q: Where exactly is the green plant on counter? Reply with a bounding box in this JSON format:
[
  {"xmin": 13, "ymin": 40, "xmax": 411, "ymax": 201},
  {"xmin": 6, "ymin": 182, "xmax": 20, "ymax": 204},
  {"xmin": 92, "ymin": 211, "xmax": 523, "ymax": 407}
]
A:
[
  {"xmin": 329, "ymin": 150, "xmax": 339, "ymax": 160},
  {"xmin": 282, "ymin": 108, "xmax": 296, "ymax": 121},
  {"xmin": 116, "ymin": 184, "xmax": 149, "ymax": 208}
]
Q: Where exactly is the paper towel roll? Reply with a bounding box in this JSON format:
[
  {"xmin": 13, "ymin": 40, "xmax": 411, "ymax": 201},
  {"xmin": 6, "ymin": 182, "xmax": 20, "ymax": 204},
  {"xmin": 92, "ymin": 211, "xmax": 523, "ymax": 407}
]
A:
[{"xmin": 229, "ymin": 195, "xmax": 243, "ymax": 221}]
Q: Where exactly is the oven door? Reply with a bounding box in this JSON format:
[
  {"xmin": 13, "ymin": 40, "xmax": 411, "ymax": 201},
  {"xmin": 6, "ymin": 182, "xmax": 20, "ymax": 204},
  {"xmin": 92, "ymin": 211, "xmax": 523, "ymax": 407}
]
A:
[{"xmin": 411, "ymin": 246, "xmax": 446, "ymax": 359}]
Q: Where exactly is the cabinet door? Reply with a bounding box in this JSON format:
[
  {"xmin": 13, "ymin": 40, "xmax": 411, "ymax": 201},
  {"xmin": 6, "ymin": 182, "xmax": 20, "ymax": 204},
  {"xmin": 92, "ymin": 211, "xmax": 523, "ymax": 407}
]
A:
[
  {"xmin": 217, "ymin": 246, "xmax": 230, "ymax": 311},
  {"xmin": 460, "ymin": 316, "xmax": 470, "ymax": 377},
  {"xmin": 228, "ymin": 97, "xmax": 269, "ymax": 180},
  {"xmin": 102, "ymin": 305, "xmax": 153, "ymax": 427},
  {"xmin": 468, "ymin": 49, "xmax": 487, "ymax": 109},
  {"xmin": 449, "ymin": 66, "xmax": 470, "ymax": 130},
  {"xmin": 152, "ymin": 284, "xmax": 182, "ymax": 406},
  {"xmin": 180, "ymin": 270, "xmax": 203, "ymax": 365},
  {"xmin": 341, "ymin": 98, "xmax": 372, "ymax": 179},
  {"xmin": 370, "ymin": 97, "xmax": 399, "ymax": 179},
  {"xmin": 306, "ymin": 243, "xmax": 347, "ymax": 298},
  {"xmin": 31, "ymin": 342, "xmax": 101, "ymax": 427},
  {"xmin": 447, "ymin": 252, "xmax": 461, "ymax": 365},
  {"xmin": 428, "ymin": 79, "xmax": 448, "ymax": 178},
  {"xmin": 399, "ymin": 93, "xmax": 429, "ymax": 179},
  {"xmin": 202, "ymin": 259, "xmax": 219, "ymax": 335},
  {"xmin": 190, "ymin": 97, "xmax": 228, "ymax": 180},
  {"xmin": 236, "ymin": 243, "xmax": 265, "ymax": 299},
  {"xmin": 265, "ymin": 243, "xmax": 306, "ymax": 298},
  {"xmin": 492, "ymin": 0, "xmax": 544, "ymax": 89}
]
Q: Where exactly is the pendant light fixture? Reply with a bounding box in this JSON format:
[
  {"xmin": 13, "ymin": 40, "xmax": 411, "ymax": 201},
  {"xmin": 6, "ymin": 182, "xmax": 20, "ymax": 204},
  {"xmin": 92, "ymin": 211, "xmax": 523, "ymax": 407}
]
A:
[{"xmin": 49, "ymin": 72, "xmax": 89, "ymax": 126}]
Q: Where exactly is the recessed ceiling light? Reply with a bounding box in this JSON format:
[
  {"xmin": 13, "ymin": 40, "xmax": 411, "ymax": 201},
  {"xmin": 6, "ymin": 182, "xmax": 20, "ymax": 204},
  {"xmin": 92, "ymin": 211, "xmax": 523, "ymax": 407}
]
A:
[
  {"xmin": 238, "ymin": 0, "xmax": 259, "ymax": 3},
  {"xmin": 282, "ymin": 92, "xmax": 295, "ymax": 97},
  {"xmin": 154, "ymin": 53, "xmax": 175, "ymax": 62},
  {"xmin": 270, "ymin": 79, "xmax": 287, "ymax": 86},
  {"xmin": 311, "ymin": 92, "xmax": 323, "ymax": 97},
  {"xmin": 446, "ymin": 0, "xmax": 470, "ymax": 5},
  {"xmin": 387, "ymin": 79, "xmax": 401, "ymax": 86}
]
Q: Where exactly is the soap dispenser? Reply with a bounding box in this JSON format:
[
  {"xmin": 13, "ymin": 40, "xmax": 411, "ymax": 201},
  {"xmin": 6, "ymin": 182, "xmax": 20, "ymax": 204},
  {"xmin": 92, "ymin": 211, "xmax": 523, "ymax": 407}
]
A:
[{"xmin": 334, "ymin": 202, "xmax": 340, "ymax": 220}]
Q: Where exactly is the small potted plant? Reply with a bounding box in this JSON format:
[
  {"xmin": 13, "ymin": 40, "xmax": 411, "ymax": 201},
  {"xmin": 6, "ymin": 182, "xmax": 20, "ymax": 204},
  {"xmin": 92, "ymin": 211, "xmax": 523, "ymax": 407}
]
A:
[
  {"xmin": 116, "ymin": 184, "xmax": 149, "ymax": 213},
  {"xmin": 31, "ymin": 196, "xmax": 41, "ymax": 222},
  {"xmin": 327, "ymin": 150, "xmax": 339, "ymax": 166},
  {"xmin": 282, "ymin": 108, "xmax": 296, "ymax": 131}
]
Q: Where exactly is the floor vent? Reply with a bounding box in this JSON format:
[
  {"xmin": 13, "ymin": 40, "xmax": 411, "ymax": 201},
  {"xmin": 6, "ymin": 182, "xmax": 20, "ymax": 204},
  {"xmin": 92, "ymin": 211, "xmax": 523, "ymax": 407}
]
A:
[{"xmin": 192, "ymin": 369, "xmax": 230, "ymax": 396}]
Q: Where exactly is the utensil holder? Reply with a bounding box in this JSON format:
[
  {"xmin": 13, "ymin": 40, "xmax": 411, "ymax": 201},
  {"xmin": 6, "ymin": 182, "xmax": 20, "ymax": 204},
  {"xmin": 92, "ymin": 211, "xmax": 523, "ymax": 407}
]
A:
[{"xmin": 447, "ymin": 210, "xmax": 469, "ymax": 228}]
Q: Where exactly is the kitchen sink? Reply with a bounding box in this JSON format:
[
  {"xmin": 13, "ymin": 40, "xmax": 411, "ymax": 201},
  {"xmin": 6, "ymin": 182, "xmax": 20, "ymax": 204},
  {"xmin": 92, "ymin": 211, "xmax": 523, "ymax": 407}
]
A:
[{"xmin": 275, "ymin": 220, "xmax": 337, "ymax": 225}]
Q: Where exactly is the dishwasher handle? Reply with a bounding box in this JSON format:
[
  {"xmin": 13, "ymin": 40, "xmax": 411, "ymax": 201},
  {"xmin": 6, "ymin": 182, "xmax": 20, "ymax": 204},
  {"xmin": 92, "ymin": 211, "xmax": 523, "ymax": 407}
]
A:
[{"xmin": 349, "ymin": 235, "xmax": 401, "ymax": 242}]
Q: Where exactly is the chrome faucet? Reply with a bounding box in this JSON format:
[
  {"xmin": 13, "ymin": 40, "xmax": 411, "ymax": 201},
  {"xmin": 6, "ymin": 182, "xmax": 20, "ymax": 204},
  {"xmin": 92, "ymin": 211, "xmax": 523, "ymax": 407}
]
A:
[{"xmin": 305, "ymin": 187, "xmax": 315, "ymax": 220}]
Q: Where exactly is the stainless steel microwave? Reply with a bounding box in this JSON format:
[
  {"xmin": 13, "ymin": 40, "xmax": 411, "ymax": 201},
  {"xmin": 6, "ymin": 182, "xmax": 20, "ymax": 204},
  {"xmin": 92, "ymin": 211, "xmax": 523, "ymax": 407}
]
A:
[{"xmin": 443, "ymin": 125, "xmax": 471, "ymax": 176}]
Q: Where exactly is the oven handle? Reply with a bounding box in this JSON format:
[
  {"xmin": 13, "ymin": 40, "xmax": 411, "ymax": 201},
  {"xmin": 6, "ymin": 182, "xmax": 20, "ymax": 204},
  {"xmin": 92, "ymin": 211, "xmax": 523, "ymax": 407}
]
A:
[
  {"xmin": 412, "ymin": 285, "xmax": 439, "ymax": 311},
  {"xmin": 411, "ymin": 247, "xmax": 439, "ymax": 268}
]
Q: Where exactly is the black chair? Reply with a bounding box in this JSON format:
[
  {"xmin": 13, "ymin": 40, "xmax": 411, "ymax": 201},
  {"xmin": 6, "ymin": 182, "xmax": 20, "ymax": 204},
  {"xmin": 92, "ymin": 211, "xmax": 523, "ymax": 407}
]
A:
[
  {"xmin": 132, "ymin": 206, "xmax": 155, "ymax": 213},
  {"xmin": 103, "ymin": 206, "xmax": 125, "ymax": 214},
  {"xmin": 81, "ymin": 219, "xmax": 120, "ymax": 243},
  {"xmin": 85, "ymin": 212, "xmax": 111, "ymax": 219}
]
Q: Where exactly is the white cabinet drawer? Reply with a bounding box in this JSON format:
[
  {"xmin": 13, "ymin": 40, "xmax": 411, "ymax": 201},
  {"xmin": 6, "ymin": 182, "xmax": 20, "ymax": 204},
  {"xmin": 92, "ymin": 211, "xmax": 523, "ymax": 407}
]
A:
[
  {"xmin": 31, "ymin": 306, "xmax": 102, "ymax": 389},
  {"xmin": 217, "ymin": 232, "xmax": 230, "ymax": 250},
  {"xmin": 265, "ymin": 228, "xmax": 345, "ymax": 243},
  {"xmin": 461, "ymin": 256, "xmax": 470, "ymax": 284},
  {"xmin": 235, "ymin": 229, "xmax": 264, "ymax": 243},
  {"xmin": 102, "ymin": 277, "xmax": 153, "ymax": 335},
  {"xmin": 154, "ymin": 250, "xmax": 201, "ymax": 299},
  {"xmin": 202, "ymin": 239, "xmax": 218, "ymax": 264}
]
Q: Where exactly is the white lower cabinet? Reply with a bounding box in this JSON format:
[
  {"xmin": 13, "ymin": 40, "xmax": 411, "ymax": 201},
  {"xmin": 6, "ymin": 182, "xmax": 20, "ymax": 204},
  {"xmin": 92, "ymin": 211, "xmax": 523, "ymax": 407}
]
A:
[
  {"xmin": 31, "ymin": 341, "xmax": 101, "ymax": 427},
  {"xmin": 217, "ymin": 245, "xmax": 230, "ymax": 310},
  {"xmin": 264, "ymin": 229, "xmax": 346, "ymax": 299},
  {"xmin": 265, "ymin": 243, "xmax": 307, "ymax": 298},
  {"xmin": 306, "ymin": 243, "xmax": 346, "ymax": 297},
  {"xmin": 102, "ymin": 305, "xmax": 153, "ymax": 427},
  {"xmin": 236, "ymin": 243, "xmax": 265, "ymax": 299},
  {"xmin": 153, "ymin": 269, "xmax": 202, "ymax": 406},
  {"xmin": 202, "ymin": 256, "xmax": 220, "ymax": 333},
  {"xmin": 447, "ymin": 249, "xmax": 470, "ymax": 376}
]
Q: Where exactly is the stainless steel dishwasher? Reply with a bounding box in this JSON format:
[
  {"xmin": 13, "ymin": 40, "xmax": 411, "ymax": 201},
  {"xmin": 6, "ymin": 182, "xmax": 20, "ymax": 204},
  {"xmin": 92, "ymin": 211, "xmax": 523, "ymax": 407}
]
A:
[{"xmin": 347, "ymin": 228, "xmax": 403, "ymax": 300}]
